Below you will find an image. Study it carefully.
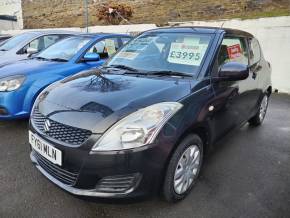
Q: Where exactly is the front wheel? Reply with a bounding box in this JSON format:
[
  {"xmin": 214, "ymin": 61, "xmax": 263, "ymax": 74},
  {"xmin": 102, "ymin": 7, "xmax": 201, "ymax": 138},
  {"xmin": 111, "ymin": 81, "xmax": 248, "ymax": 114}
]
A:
[
  {"xmin": 249, "ymin": 94, "xmax": 269, "ymax": 126},
  {"xmin": 162, "ymin": 134, "xmax": 203, "ymax": 202}
]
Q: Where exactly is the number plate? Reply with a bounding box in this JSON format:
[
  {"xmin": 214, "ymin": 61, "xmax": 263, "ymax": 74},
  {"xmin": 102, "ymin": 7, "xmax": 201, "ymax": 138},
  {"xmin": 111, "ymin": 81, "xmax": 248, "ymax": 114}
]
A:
[{"xmin": 29, "ymin": 131, "xmax": 62, "ymax": 166}]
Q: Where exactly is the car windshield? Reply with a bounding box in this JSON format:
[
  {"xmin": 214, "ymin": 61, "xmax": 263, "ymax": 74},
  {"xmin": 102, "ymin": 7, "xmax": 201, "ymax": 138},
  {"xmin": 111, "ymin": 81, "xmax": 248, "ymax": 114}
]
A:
[
  {"xmin": 105, "ymin": 32, "xmax": 213, "ymax": 76},
  {"xmin": 35, "ymin": 36, "xmax": 91, "ymax": 61},
  {"xmin": 0, "ymin": 32, "xmax": 33, "ymax": 51}
]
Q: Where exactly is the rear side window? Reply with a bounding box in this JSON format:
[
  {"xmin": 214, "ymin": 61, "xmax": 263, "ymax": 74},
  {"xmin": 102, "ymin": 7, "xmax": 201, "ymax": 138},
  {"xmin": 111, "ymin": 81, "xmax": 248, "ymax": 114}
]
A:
[
  {"xmin": 248, "ymin": 38, "xmax": 261, "ymax": 65},
  {"xmin": 218, "ymin": 37, "xmax": 249, "ymax": 66}
]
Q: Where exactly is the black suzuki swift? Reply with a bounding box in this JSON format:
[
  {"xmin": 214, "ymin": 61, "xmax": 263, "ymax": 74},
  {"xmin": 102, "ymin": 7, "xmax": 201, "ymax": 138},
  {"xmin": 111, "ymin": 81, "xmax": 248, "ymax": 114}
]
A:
[{"xmin": 29, "ymin": 27, "xmax": 271, "ymax": 202}]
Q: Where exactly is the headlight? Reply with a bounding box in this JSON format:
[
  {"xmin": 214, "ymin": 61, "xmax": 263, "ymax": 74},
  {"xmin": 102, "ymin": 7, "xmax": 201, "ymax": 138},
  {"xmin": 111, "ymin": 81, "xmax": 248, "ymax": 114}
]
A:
[
  {"xmin": 92, "ymin": 102, "xmax": 183, "ymax": 151},
  {"xmin": 0, "ymin": 75, "xmax": 26, "ymax": 92}
]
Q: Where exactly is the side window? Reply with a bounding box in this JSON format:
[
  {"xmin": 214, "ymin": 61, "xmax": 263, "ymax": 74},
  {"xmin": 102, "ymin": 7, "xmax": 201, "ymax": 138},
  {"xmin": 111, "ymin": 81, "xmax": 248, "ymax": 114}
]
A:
[
  {"xmin": 86, "ymin": 38, "xmax": 119, "ymax": 59},
  {"xmin": 218, "ymin": 36, "xmax": 249, "ymax": 66},
  {"xmin": 23, "ymin": 35, "xmax": 61, "ymax": 53},
  {"xmin": 248, "ymin": 38, "xmax": 261, "ymax": 65},
  {"xmin": 42, "ymin": 35, "xmax": 61, "ymax": 48},
  {"xmin": 121, "ymin": 37, "xmax": 131, "ymax": 45}
]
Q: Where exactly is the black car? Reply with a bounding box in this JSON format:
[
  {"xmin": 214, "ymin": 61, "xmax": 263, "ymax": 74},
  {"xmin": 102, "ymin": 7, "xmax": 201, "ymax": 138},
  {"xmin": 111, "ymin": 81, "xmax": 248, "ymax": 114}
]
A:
[{"xmin": 29, "ymin": 27, "xmax": 272, "ymax": 202}]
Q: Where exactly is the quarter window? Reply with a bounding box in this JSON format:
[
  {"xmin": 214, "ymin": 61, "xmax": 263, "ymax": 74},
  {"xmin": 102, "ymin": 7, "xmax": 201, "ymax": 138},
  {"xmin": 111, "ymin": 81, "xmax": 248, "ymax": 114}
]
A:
[
  {"xmin": 248, "ymin": 38, "xmax": 261, "ymax": 65},
  {"xmin": 218, "ymin": 37, "xmax": 249, "ymax": 66}
]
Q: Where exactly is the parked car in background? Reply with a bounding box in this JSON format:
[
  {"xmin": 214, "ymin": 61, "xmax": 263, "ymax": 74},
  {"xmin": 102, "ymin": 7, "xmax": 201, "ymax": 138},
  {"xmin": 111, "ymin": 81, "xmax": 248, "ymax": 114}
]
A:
[
  {"xmin": 0, "ymin": 31, "xmax": 77, "ymax": 66},
  {"xmin": 0, "ymin": 35, "xmax": 11, "ymax": 45},
  {"xmin": 28, "ymin": 27, "xmax": 271, "ymax": 202},
  {"xmin": 0, "ymin": 33, "xmax": 132, "ymax": 119}
]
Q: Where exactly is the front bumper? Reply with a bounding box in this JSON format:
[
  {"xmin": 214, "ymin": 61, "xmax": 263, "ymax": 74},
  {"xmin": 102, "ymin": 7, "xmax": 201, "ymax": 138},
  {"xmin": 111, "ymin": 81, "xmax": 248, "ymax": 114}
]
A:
[
  {"xmin": 30, "ymin": 151, "xmax": 143, "ymax": 198},
  {"xmin": 29, "ymin": 124, "xmax": 173, "ymax": 199},
  {"xmin": 0, "ymin": 89, "xmax": 29, "ymax": 120}
]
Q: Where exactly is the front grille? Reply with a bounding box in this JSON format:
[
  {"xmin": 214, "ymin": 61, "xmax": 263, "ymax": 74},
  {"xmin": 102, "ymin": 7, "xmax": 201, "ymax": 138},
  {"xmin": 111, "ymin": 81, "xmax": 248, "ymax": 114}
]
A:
[
  {"xmin": 95, "ymin": 173, "xmax": 141, "ymax": 193},
  {"xmin": 32, "ymin": 108, "xmax": 92, "ymax": 146},
  {"xmin": 33, "ymin": 150, "xmax": 78, "ymax": 186}
]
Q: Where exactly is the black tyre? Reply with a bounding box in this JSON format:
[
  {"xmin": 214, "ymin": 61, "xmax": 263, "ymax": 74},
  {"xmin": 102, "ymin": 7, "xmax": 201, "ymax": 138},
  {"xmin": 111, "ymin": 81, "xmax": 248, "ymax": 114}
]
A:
[
  {"xmin": 163, "ymin": 134, "xmax": 203, "ymax": 202},
  {"xmin": 249, "ymin": 94, "xmax": 269, "ymax": 126}
]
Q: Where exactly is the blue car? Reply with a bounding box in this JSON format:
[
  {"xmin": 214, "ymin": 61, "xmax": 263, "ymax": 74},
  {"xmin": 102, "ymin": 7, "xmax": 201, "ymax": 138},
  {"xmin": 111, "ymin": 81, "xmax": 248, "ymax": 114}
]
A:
[
  {"xmin": 0, "ymin": 31, "xmax": 77, "ymax": 65},
  {"xmin": 0, "ymin": 33, "xmax": 132, "ymax": 119}
]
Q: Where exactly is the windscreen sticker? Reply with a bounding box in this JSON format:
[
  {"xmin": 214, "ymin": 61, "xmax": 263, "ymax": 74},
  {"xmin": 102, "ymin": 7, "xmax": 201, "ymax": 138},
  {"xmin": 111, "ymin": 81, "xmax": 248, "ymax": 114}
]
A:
[
  {"xmin": 117, "ymin": 51, "xmax": 139, "ymax": 60},
  {"xmin": 227, "ymin": 44, "xmax": 242, "ymax": 59},
  {"xmin": 167, "ymin": 42, "xmax": 208, "ymax": 66},
  {"xmin": 105, "ymin": 39, "xmax": 116, "ymax": 56}
]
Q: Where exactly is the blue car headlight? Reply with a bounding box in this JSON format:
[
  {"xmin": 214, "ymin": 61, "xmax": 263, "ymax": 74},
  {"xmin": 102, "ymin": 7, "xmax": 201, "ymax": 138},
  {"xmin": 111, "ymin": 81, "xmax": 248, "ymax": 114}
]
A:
[{"xmin": 0, "ymin": 75, "xmax": 26, "ymax": 92}]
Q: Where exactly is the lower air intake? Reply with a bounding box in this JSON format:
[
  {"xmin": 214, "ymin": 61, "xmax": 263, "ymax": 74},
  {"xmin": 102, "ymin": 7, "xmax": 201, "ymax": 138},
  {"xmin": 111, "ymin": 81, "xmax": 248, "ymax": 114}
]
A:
[{"xmin": 95, "ymin": 173, "xmax": 141, "ymax": 193}]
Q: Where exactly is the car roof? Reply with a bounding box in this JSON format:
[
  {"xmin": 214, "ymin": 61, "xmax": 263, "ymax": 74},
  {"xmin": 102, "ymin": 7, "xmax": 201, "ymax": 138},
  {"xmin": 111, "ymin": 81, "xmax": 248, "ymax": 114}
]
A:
[
  {"xmin": 19, "ymin": 30, "xmax": 81, "ymax": 36},
  {"xmin": 144, "ymin": 26, "xmax": 254, "ymax": 38},
  {"xmin": 77, "ymin": 33, "xmax": 131, "ymax": 38}
]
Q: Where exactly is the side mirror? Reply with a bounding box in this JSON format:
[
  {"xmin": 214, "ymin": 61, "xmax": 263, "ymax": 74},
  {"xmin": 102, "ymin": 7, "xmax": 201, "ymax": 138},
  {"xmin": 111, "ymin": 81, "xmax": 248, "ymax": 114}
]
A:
[
  {"xmin": 218, "ymin": 62, "xmax": 249, "ymax": 81},
  {"xmin": 83, "ymin": 53, "xmax": 100, "ymax": 62},
  {"xmin": 27, "ymin": 47, "xmax": 38, "ymax": 57}
]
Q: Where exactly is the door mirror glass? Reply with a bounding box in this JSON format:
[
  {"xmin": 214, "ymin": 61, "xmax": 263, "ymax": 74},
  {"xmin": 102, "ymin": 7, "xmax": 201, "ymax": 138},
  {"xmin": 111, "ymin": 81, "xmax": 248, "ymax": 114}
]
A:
[
  {"xmin": 218, "ymin": 62, "xmax": 249, "ymax": 81},
  {"xmin": 83, "ymin": 53, "xmax": 100, "ymax": 62}
]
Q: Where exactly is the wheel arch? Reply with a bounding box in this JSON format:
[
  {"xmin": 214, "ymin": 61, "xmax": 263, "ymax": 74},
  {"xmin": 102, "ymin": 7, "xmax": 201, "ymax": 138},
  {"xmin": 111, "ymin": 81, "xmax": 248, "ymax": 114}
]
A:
[{"xmin": 159, "ymin": 123, "xmax": 212, "ymax": 195}]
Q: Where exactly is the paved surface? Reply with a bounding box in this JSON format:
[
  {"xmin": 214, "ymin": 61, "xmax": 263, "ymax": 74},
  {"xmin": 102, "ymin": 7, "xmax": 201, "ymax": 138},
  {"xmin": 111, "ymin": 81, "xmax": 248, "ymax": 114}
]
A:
[{"xmin": 0, "ymin": 93, "xmax": 290, "ymax": 218}]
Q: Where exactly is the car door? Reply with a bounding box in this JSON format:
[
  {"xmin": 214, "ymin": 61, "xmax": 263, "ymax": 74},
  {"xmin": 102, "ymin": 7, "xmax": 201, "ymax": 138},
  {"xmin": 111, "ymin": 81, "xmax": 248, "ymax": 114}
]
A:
[
  {"xmin": 211, "ymin": 35, "xmax": 256, "ymax": 140},
  {"xmin": 83, "ymin": 37, "xmax": 121, "ymax": 67},
  {"xmin": 248, "ymin": 37, "xmax": 264, "ymax": 111}
]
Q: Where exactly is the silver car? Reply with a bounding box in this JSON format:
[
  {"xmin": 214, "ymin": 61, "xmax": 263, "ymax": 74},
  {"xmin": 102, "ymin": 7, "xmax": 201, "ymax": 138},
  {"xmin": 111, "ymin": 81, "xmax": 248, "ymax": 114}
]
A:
[{"xmin": 0, "ymin": 31, "xmax": 78, "ymax": 66}]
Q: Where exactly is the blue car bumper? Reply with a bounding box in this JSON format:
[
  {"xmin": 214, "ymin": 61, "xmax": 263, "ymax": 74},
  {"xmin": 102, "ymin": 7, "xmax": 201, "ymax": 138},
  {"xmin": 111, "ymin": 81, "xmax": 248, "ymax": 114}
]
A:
[{"xmin": 0, "ymin": 89, "xmax": 31, "ymax": 120}]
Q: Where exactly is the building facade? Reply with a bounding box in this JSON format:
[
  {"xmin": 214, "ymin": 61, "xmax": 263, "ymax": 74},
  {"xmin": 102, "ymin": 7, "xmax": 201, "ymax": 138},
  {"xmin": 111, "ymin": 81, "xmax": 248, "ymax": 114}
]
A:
[{"xmin": 0, "ymin": 0, "xmax": 23, "ymax": 30}]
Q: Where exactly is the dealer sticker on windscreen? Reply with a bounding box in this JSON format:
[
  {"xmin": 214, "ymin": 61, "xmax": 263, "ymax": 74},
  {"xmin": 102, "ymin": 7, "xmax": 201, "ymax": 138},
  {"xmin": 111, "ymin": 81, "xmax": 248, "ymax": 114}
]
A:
[
  {"xmin": 167, "ymin": 42, "xmax": 208, "ymax": 66},
  {"xmin": 29, "ymin": 131, "xmax": 62, "ymax": 166}
]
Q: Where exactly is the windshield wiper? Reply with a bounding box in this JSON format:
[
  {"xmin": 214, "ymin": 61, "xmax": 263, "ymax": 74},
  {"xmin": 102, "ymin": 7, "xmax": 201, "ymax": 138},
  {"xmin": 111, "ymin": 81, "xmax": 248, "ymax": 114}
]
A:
[
  {"xmin": 49, "ymin": 58, "xmax": 68, "ymax": 62},
  {"xmin": 0, "ymin": 49, "xmax": 7, "ymax": 51},
  {"xmin": 147, "ymin": 70, "xmax": 193, "ymax": 78},
  {"xmin": 34, "ymin": 56, "xmax": 50, "ymax": 61},
  {"xmin": 104, "ymin": 65, "xmax": 138, "ymax": 72}
]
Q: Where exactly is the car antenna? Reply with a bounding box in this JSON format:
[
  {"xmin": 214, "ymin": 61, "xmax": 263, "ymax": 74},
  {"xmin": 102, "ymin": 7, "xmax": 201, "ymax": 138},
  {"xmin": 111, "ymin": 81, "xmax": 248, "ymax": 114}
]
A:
[{"xmin": 219, "ymin": 21, "xmax": 226, "ymax": 30}]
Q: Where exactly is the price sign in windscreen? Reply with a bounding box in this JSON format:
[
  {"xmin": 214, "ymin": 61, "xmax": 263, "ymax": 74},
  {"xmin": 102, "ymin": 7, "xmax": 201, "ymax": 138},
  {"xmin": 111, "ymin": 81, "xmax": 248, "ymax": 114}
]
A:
[{"xmin": 167, "ymin": 39, "xmax": 209, "ymax": 66}]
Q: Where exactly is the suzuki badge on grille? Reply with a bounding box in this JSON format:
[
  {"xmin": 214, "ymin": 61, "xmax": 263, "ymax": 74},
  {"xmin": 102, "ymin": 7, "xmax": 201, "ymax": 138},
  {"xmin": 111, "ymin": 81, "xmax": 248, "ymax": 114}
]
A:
[{"xmin": 44, "ymin": 119, "xmax": 51, "ymax": 132}]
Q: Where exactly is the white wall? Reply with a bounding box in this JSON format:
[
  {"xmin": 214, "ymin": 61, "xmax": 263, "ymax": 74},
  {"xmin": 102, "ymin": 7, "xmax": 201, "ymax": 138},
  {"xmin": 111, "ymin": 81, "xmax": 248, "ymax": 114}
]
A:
[
  {"xmin": 169, "ymin": 16, "xmax": 290, "ymax": 93},
  {"xmin": 0, "ymin": 0, "xmax": 23, "ymax": 29},
  {"xmin": 0, "ymin": 19, "xmax": 18, "ymax": 30},
  {"xmin": 0, "ymin": 24, "xmax": 157, "ymax": 35}
]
